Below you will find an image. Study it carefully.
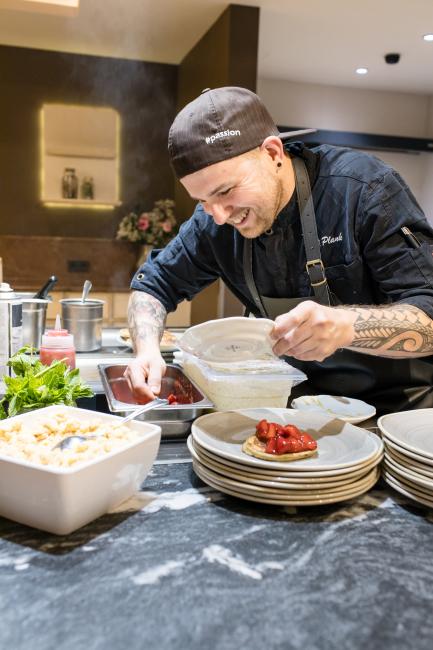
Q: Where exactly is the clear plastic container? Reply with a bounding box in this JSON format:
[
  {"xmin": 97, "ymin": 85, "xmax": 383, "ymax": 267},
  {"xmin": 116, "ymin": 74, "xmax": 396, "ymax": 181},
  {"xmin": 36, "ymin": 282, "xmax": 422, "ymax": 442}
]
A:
[{"xmin": 182, "ymin": 353, "xmax": 306, "ymax": 411}]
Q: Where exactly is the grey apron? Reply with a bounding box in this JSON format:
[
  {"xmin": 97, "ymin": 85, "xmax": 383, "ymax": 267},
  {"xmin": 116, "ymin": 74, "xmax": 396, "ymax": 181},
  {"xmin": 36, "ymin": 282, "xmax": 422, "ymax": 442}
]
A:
[{"xmin": 243, "ymin": 157, "xmax": 433, "ymax": 415}]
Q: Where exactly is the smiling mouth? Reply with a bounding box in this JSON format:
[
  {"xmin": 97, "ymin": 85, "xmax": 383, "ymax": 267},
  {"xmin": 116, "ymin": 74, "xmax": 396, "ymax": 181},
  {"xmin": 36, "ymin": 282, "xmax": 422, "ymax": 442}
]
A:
[{"xmin": 230, "ymin": 208, "xmax": 250, "ymax": 227}]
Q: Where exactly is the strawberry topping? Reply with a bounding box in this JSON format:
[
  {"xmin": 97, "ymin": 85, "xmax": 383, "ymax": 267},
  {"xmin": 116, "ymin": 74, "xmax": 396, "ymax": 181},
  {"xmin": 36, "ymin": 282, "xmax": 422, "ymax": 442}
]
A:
[{"xmin": 254, "ymin": 419, "xmax": 317, "ymax": 455}]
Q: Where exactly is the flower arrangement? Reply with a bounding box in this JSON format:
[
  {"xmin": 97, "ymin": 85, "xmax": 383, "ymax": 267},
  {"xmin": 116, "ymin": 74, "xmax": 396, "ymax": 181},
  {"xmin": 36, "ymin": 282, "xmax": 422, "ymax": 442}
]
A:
[{"xmin": 116, "ymin": 199, "xmax": 178, "ymax": 248}]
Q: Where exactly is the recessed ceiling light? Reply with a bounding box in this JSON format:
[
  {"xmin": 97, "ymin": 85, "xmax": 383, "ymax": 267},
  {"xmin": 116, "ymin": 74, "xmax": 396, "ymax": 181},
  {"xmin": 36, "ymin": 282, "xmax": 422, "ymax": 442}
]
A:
[
  {"xmin": 423, "ymin": 34, "xmax": 433, "ymax": 41},
  {"xmin": 356, "ymin": 67, "xmax": 368, "ymax": 75}
]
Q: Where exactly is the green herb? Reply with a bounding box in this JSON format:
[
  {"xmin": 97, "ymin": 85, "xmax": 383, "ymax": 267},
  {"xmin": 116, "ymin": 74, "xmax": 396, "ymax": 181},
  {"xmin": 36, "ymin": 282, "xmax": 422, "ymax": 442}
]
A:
[{"xmin": 0, "ymin": 347, "xmax": 94, "ymax": 419}]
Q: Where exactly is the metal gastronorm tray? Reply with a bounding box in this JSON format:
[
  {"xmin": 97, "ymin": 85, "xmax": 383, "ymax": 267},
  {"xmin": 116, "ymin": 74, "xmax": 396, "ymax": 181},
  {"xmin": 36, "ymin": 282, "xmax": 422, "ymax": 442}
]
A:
[{"xmin": 98, "ymin": 363, "xmax": 213, "ymax": 438}]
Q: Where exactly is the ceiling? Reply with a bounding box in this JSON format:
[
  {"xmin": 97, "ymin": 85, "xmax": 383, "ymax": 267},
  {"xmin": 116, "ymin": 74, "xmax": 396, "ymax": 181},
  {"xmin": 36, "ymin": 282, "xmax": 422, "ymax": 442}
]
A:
[{"xmin": 1, "ymin": 0, "xmax": 433, "ymax": 94}]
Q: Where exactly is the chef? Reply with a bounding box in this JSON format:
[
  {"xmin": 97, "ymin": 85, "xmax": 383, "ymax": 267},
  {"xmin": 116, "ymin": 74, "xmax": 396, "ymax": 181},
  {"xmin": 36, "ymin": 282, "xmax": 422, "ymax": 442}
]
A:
[{"xmin": 125, "ymin": 86, "xmax": 433, "ymax": 415}]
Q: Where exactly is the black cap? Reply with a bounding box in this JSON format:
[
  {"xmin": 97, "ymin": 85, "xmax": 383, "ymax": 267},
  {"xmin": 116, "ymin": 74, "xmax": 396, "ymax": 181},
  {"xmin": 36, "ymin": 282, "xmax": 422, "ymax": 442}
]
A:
[{"xmin": 168, "ymin": 86, "xmax": 315, "ymax": 179}]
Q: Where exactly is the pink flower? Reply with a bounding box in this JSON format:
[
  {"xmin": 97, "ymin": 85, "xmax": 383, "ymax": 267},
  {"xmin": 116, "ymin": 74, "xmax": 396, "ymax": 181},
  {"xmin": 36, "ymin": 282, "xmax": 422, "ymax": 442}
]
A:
[
  {"xmin": 161, "ymin": 220, "xmax": 172, "ymax": 233},
  {"xmin": 137, "ymin": 214, "xmax": 150, "ymax": 231}
]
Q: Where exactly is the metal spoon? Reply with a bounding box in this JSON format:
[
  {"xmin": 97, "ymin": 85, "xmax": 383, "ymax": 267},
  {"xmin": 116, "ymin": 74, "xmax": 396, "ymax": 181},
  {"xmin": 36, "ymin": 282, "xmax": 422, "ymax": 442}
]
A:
[
  {"xmin": 53, "ymin": 398, "xmax": 169, "ymax": 451},
  {"xmin": 81, "ymin": 279, "xmax": 92, "ymax": 303}
]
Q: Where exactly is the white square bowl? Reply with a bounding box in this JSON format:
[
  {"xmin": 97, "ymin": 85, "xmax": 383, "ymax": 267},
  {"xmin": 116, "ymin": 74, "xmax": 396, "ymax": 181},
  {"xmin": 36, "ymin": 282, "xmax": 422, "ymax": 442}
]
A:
[{"xmin": 0, "ymin": 405, "xmax": 161, "ymax": 535}]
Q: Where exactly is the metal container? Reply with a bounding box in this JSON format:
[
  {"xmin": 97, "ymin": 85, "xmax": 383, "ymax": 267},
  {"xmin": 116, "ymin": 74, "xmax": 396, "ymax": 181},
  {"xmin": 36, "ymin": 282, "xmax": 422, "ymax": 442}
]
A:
[
  {"xmin": 98, "ymin": 363, "xmax": 214, "ymax": 438},
  {"xmin": 20, "ymin": 298, "xmax": 49, "ymax": 349},
  {"xmin": 61, "ymin": 299, "xmax": 104, "ymax": 352},
  {"xmin": 0, "ymin": 283, "xmax": 23, "ymax": 376}
]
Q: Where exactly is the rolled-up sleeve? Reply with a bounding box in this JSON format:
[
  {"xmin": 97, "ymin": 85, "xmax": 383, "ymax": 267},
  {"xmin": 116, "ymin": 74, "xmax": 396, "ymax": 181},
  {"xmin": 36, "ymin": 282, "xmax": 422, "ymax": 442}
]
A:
[
  {"xmin": 130, "ymin": 207, "xmax": 220, "ymax": 313},
  {"xmin": 358, "ymin": 169, "xmax": 433, "ymax": 318}
]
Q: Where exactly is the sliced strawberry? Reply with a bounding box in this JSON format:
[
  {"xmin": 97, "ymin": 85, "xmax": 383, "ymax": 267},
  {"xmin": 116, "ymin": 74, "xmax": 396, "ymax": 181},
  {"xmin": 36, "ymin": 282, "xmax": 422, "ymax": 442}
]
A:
[
  {"xmin": 281, "ymin": 424, "xmax": 302, "ymax": 438},
  {"xmin": 275, "ymin": 435, "xmax": 292, "ymax": 454},
  {"xmin": 298, "ymin": 431, "xmax": 317, "ymax": 448},
  {"xmin": 267, "ymin": 422, "xmax": 277, "ymax": 439},
  {"xmin": 255, "ymin": 419, "xmax": 269, "ymax": 442},
  {"xmin": 302, "ymin": 437, "xmax": 317, "ymax": 450},
  {"xmin": 265, "ymin": 437, "xmax": 277, "ymax": 454},
  {"xmin": 167, "ymin": 393, "xmax": 178, "ymax": 405}
]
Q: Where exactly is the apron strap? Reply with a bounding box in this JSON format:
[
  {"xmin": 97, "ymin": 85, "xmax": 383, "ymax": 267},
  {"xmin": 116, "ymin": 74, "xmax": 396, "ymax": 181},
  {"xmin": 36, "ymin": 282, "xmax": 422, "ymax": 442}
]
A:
[
  {"xmin": 243, "ymin": 155, "xmax": 331, "ymax": 316},
  {"xmin": 292, "ymin": 157, "xmax": 330, "ymax": 306},
  {"xmin": 243, "ymin": 239, "xmax": 268, "ymax": 318}
]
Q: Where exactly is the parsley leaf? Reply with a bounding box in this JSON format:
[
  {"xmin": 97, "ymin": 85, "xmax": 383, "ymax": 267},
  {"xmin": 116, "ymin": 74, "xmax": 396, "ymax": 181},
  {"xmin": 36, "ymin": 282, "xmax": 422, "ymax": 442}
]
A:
[{"xmin": 0, "ymin": 347, "xmax": 94, "ymax": 419}]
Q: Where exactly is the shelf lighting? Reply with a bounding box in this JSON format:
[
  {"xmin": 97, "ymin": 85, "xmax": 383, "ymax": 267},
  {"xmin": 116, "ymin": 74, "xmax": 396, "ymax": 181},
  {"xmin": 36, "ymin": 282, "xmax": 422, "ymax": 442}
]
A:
[{"xmin": 43, "ymin": 202, "xmax": 115, "ymax": 210}]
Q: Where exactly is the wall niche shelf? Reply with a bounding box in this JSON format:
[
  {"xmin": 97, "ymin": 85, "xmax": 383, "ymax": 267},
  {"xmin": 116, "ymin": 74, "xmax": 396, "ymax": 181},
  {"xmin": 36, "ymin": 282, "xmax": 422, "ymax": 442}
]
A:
[
  {"xmin": 42, "ymin": 198, "xmax": 122, "ymax": 209},
  {"xmin": 41, "ymin": 104, "xmax": 121, "ymax": 206}
]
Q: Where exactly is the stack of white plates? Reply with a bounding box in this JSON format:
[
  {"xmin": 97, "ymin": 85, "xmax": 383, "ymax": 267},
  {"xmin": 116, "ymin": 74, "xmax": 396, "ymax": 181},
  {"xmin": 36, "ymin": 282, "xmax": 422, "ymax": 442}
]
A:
[
  {"xmin": 378, "ymin": 409, "xmax": 433, "ymax": 508},
  {"xmin": 188, "ymin": 408, "xmax": 384, "ymax": 506}
]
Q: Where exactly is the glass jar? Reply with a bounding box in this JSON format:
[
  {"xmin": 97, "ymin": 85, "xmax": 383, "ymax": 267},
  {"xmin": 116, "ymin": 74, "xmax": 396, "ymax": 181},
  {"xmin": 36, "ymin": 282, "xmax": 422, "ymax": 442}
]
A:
[
  {"xmin": 62, "ymin": 168, "xmax": 78, "ymax": 199},
  {"xmin": 80, "ymin": 176, "xmax": 94, "ymax": 200}
]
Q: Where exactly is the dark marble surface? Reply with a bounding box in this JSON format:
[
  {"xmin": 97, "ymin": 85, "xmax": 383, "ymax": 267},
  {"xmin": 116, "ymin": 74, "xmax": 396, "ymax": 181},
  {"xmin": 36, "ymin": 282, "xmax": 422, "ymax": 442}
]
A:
[{"xmin": 1, "ymin": 443, "xmax": 433, "ymax": 650}]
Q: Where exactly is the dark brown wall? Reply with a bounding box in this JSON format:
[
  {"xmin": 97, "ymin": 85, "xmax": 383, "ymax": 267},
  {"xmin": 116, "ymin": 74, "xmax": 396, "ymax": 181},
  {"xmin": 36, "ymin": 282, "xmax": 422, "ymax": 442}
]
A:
[
  {"xmin": 176, "ymin": 3, "xmax": 260, "ymax": 323},
  {"xmin": 176, "ymin": 4, "xmax": 259, "ymax": 221},
  {"xmin": 0, "ymin": 235, "xmax": 137, "ymax": 291},
  {"xmin": 0, "ymin": 45, "xmax": 177, "ymax": 238}
]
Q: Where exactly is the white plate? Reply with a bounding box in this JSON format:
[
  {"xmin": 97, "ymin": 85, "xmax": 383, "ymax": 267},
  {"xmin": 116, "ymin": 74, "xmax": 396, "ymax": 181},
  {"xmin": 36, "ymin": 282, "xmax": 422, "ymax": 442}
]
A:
[
  {"xmin": 187, "ymin": 436, "xmax": 379, "ymax": 489},
  {"xmin": 382, "ymin": 437, "xmax": 433, "ymax": 468},
  {"xmin": 194, "ymin": 463, "xmax": 380, "ymax": 506},
  {"xmin": 291, "ymin": 395, "xmax": 376, "ymax": 424},
  {"xmin": 382, "ymin": 470, "xmax": 433, "ymax": 508},
  {"xmin": 383, "ymin": 467, "xmax": 433, "ymax": 498},
  {"xmin": 178, "ymin": 317, "xmax": 275, "ymax": 362},
  {"xmin": 378, "ymin": 409, "xmax": 433, "ymax": 460},
  {"xmin": 384, "ymin": 444, "xmax": 433, "ymax": 479},
  {"xmin": 192, "ymin": 457, "xmax": 379, "ymax": 499},
  {"xmin": 191, "ymin": 408, "xmax": 383, "ymax": 472},
  {"xmin": 189, "ymin": 435, "xmax": 383, "ymax": 482},
  {"xmin": 383, "ymin": 456, "xmax": 433, "ymax": 492}
]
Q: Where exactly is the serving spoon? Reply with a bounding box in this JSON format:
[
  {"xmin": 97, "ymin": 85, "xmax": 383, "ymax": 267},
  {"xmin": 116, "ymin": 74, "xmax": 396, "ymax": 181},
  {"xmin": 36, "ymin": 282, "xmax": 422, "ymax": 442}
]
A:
[
  {"xmin": 81, "ymin": 279, "xmax": 92, "ymax": 303},
  {"xmin": 52, "ymin": 398, "xmax": 168, "ymax": 451}
]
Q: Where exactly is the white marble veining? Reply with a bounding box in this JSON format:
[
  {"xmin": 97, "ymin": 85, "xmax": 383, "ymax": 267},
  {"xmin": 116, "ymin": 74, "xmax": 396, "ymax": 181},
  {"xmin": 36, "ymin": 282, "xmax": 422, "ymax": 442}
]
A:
[
  {"xmin": 132, "ymin": 560, "xmax": 185, "ymax": 585},
  {"xmin": 109, "ymin": 486, "xmax": 224, "ymax": 514}
]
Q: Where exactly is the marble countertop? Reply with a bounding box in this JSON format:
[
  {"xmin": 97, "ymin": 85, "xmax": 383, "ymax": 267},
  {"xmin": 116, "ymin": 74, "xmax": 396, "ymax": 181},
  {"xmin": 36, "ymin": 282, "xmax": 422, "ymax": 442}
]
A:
[{"xmin": 1, "ymin": 441, "xmax": 433, "ymax": 650}]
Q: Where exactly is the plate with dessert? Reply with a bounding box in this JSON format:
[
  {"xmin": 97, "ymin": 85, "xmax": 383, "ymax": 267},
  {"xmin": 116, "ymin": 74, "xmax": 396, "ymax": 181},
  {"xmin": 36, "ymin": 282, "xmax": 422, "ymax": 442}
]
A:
[
  {"xmin": 189, "ymin": 408, "xmax": 383, "ymax": 504},
  {"xmin": 118, "ymin": 328, "xmax": 180, "ymax": 352}
]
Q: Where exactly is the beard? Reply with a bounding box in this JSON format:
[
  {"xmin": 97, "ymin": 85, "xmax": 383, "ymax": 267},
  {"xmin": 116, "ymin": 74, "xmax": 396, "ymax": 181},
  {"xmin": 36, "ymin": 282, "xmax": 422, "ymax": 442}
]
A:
[{"xmin": 237, "ymin": 177, "xmax": 285, "ymax": 239}]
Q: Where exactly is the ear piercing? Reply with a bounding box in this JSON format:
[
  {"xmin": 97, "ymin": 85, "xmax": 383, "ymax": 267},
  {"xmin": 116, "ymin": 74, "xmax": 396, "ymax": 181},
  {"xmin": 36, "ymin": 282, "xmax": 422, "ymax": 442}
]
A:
[{"xmin": 277, "ymin": 162, "xmax": 282, "ymax": 168}]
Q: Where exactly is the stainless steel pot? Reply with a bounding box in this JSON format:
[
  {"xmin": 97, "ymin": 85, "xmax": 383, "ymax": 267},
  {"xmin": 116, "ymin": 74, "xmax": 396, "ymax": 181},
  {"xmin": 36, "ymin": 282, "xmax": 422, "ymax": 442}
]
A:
[{"xmin": 60, "ymin": 298, "xmax": 104, "ymax": 351}]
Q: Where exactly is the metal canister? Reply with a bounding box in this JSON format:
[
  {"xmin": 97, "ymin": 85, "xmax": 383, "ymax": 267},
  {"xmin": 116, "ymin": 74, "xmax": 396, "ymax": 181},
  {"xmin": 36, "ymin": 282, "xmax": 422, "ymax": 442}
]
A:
[
  {"xmin": 60, "ymin": 298, "xmax": 104, "ymax": 351},
  {"xmin": 19, "ymin": 298, "xmax": 50, "ymax": 350},
  {"xmin": 0, "ymin": 282, "xmax": 23, "ymax": 376}
]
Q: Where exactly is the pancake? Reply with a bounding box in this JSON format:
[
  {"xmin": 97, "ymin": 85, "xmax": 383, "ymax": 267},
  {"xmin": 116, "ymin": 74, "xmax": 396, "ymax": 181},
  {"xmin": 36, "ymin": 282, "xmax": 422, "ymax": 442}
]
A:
[
  {"xmin": 119, "ymin": 328, "xmax": 178, "ymax": 348},
  {"xmin": 242, "ymin": 435, "xmax": 318, "ymax": 462}
]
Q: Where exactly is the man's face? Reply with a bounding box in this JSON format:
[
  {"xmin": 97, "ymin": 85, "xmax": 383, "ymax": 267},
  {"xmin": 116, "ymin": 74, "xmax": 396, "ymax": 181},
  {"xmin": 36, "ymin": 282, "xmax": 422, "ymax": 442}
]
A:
[{"xmin": 180, "ymin": 148, "xmax": 287, "ymax": 238}]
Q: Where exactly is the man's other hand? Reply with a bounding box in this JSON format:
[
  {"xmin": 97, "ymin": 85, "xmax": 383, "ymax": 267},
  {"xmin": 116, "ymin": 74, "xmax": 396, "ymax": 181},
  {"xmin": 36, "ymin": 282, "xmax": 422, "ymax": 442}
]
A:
[{"xmin": 270, "ymin": 300, "xmax": 356, "ymax": 361}]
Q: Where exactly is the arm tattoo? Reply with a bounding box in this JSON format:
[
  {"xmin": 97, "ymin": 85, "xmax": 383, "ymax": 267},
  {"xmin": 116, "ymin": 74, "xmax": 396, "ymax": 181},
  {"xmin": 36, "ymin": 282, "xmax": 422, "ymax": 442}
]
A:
[
  {"xmin": 347, "ymin": 304, "xmax": 433, "ymax": 357},
  {"xmin": 127, "ymin": 291, "xmax": 167, "ymax": 350}
]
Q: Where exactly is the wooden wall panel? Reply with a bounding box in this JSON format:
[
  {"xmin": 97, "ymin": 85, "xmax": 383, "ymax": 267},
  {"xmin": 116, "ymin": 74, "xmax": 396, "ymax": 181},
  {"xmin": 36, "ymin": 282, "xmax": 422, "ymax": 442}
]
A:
[{"xmin": 175, "ymin": 4, "xmax": 260, "ymax": 324}]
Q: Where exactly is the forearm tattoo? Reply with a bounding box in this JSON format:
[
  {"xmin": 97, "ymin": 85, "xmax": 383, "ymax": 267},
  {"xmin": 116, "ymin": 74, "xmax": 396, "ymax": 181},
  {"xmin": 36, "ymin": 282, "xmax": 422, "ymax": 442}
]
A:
[
  {"xmin": 127, "ymin": 291, "xmax": 167, "ymax": 349},
  {"xmin": 348, "ymin": 304, "xmax": 433, "ymax": 356}
]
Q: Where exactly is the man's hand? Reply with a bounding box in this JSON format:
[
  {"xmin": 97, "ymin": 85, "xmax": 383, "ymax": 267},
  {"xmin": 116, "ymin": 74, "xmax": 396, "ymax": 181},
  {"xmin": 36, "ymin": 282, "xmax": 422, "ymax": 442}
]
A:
[
  {"xmin": 270, "ymin": 300, "xmax": 356, "ymax": 361},
  {"xmin": 125, "ymin": 291, "xmax": 168, "ymax": 401},
  {"xmin": 124, "ymin": 351, "xmax": 167, "ymax": 403}
]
